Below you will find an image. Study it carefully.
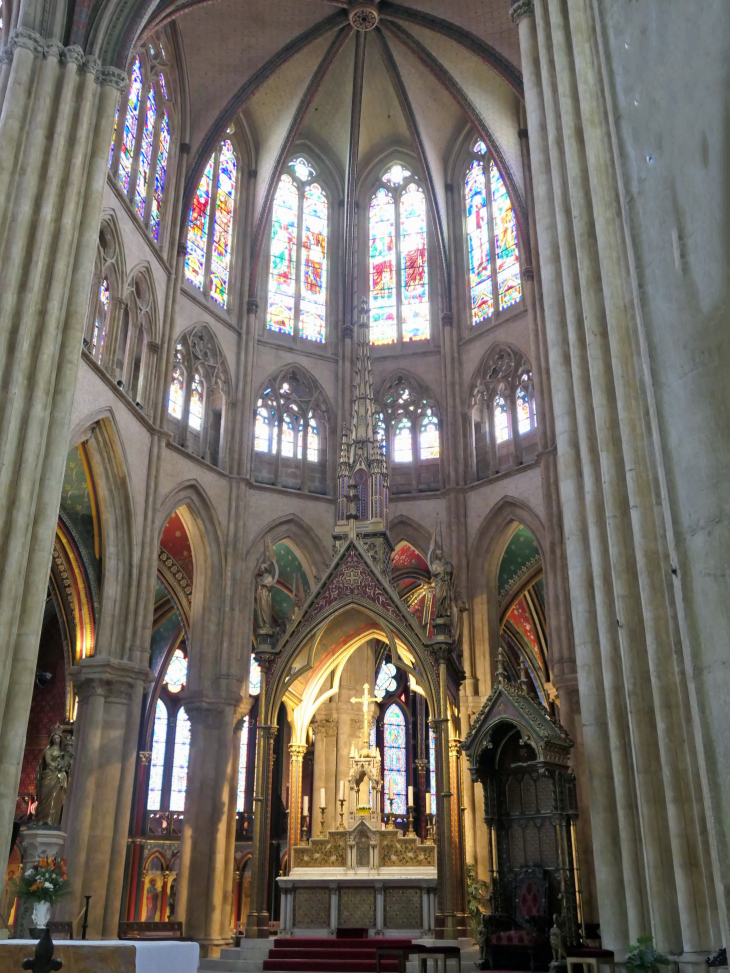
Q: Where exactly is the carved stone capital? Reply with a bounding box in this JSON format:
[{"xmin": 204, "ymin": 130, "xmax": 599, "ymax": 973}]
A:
[
  {"xmin": 510, "ymin": 0, "xmax": 534, "ymax": 25},
  {"xmin": 314, "ymin": 718, "xmax": 338, "ymax": 739},
  {"xmin": 62, "ymin": 45, "xmax": 84, "ymax": 67},
  {"xmin": 247, "ymin": 298, "xmax": 259, "ymax": 314},
  {"xmin": 96, "ymin": 65, "xmax": 128, "ymax": 91},
  {"xmin": 523, "ymin": 265, "xmax": 535, "ymax": 281},
  {"xmin": 70, "ymin": 657, "xmax": 152, "ymax": 704},
  {"xmin": 342, "ymin": 324, "xmax": 354, "ymax": 340},
  {"xmin": 440, "ymin": 311, "xmax": 454, "ymax": 328},
  {"xmin": 449, "ymin": 739, "xmax": 462, "ymax": 757},
  {"xmin": 183, "ymin": 693, "xmax": 237, "ymax": 727},
  {"xmin": 288, "ymin": 743, "xmax": 308, "ymax": 761},
  {"xmin": 139, "ymin": 751, "xmax": 152, "ymax": 765},
  {"xmin": 11, "ymin": 27, "xmax": 45, "ymax": 56}
]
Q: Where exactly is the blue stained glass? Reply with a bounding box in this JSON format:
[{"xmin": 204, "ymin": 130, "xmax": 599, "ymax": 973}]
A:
[
  {"xmin": 375, "ymin": 661, "xmax": 397, "ymax": 699},
  {"xmin": 473, "ymin": 139, "xmax": 488, "ymax": 155},
  {"xmin": 383, "ymin": 704, "xmax": 407, "ymax": 814},
  {"xmin": 300, "ymin": 184, "xmax": 327, "ymax": 342},
  {"xmin": 150, "ymin": 109, "xmax": 169, "ymax": 242},
  {"xmin": 399, "ymin": 184, "xmax": 429, "ymax": 341},
  {"xmin": 237, "ymin": 716, "xmax": 249, "ymax": 812},
  {"xmin": 119, "ymin": 55, "xmax": 142, "ymax": 194},
  {"xmin": 109, "ymin": 102, "xmax": 119, "ymax": 169},
  {"xmin": 466, "ymin": 159, "xmax": 493, "ymax": 325},
  {"xmin": 169, "ymin": 708, "xmax": 190, "ymax": 812},
  {"xmin": 428, "ymin": 725, "xmax": 437, "ymax": 818},
  {"xmin": 185, "ymin": 157, "xmax": 213, "ymax": 289},
  {"xmin": 490, "ymin": 160, "xmax": 521, "ymax": 309},
  {"xmin": 249, "ymin": 653, "xmax": 261, "ymax": 695},
  {"xmin": 135, "ymin": 84, "xmax": 156, "ymax": 219},
  {"xmin": 267, "ymin": 174, "xmax": 299, "ymax": 334},
  {"xmin": 147, "ymin": 700, "xmax": 168, "ymax": 811},
  {"xmin": 210, "ymin": 140, "xmax": 237, "ymax": 306},
  {"xmin": 369, "ymin": 188, "xmax": 397, "ymax": 345}
]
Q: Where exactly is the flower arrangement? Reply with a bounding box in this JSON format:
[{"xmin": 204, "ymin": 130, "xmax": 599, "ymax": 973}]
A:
[{"xmin": 15, "ymin": 857, "xmax": 69, "ymax": 904}]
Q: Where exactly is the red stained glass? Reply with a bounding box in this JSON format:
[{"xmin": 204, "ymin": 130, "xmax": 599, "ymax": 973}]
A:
[
  {"xmin": 135, "ymin": 84, "xmax": 156, "ymax": 219},
  {"xmin": 267, "ymin": 174, "xmax": 298, "ymax": 335},
  {"xmin": 370, "ymin": 188, "xmax": 396, "ymax": 345},
  {"xmin": 150, "ymin": 109, "xmax": 169, "ymax": 242},
  {"xmin": 466, "ymin": 159, "xmax": 493, "ymax": 325},
  {"xmin": 300, "ymin": 183, "xmax": 327, "ymax": 342},
  {"xmin": 210, "ymin": 140, "xmax": 237, "ymax": 306},
  {"xmin": 185, "ymin": 158, "xmax": 213, "ymax": 290},
  {"xmin": 119, "ymin": 55, "xmax": 142, "ymax": 195},
  {"xmin": 490, "ymin": 160, "xmax": 521, "ymax": 310},
  {"xmin": 399, "ymin": 184, "xmax": 429, "ymax": 341}
]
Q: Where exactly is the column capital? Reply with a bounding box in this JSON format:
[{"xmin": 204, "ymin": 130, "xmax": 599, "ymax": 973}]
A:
[
  {"xmin": 69, "ymin": 656, "xmax": 152, "ymax": 703},
  {"xmin": 288, "ymin": 743, "xmax": 308, "ymax": 760},
  {"xmin": 510, "ymin": 0, "xmax": 535, "ymax": 25},
  {"xmin": 183, "ymin": 691, "xmax": 239, "ymax": 726},
  {"xmin": 96, "ymin": 65, "xmax": 129, "ymax": 91}
]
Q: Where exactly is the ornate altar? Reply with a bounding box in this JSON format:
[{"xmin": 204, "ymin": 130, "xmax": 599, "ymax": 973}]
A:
[{"xmin": 462, "ymin": 653, "xmax": 581, "ymax": 965}]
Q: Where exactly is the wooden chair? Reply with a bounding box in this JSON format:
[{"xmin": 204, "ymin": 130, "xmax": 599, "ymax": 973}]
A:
[{"xmin": 566, "ymin": 947, "xmax": 616, "ymax": 973}]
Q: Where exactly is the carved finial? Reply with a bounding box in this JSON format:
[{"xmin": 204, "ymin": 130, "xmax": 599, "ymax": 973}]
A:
[{"xmin": 496, "ymin": 647, "xmax": 508, "ymax": 686}]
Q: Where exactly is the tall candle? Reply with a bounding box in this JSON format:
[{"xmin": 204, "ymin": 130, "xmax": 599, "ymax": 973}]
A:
[
  {"xmin": 426, "ymin": 792, "xmax": 431, "ymax": 815},
  {"xmin": 388, "ymin": 778, "xmax": 394, "ymax": 800},
  {"xmin": 339, "ymin": 780, "xmax": 345, "ymax": 801},
  {"xmin": 303, "ymin": 795, "xmax": 309, "ymax": 817},
  {"xmin": 408, "ymin": 786, "xmax": 414, "ymax": 807},
  {"xmin": 320, "ymin": 787, "xmax": 326, "ymax": 809}
]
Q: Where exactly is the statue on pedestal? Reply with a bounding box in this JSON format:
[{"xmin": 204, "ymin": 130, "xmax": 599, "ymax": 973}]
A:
[
  {"xmin": 255, "ymin": 537, "xmax": 279, "ymax": 633},
  {"xmin": 35, "ymin": 726, "xmax": 74, "ymax": 827},
  {"xmin": 428, "ymin": 526, "xmax": 454, "ymax": 621}
]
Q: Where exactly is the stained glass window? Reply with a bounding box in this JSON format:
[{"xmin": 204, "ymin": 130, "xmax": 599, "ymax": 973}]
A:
[
  {"xmin": 393, "ymin": 418, "xmax": 412, "ymax": 464},
  {"xmin": 369, "ymin": 722, "xmax": 377, "ymax": 752},
  {"xmin": 374, "ymin": 413, "xmax": 386, "ymax": 454},
  {"xmin": 281, "ymin": 414, "xmax": 295, "ymax": 457},
  {"xmin": 369, "ymin": 188, "xmax": 397, "ymax": 345},
  {"xmin": 382, "ymin": 163, "xmax": 411, "ymax": 187},
  {"xmin": 307, "ymin": 414, "xmax": 319, "ymax": 462},
  {"xmin": 494, "ymin": 394, "xmax": 510, "ymax": 443},
  {"xmin": 400, "ymin": 184, "xmax": 429, "ymax": 341},
  {"xmin": 428, "ymin": 724, "xmax": 437, "ymax": 818},
  {"xmin": 290, "ymin": 157, "xmax": 315, "ymax": 182},
  {"xmin": 163, "ymin": 648, "xmax": 187, "ymax": 693},
  {"xmin": 255, "ymin": 407, "xmax": 271, "ymax": 452},
  {"xmin": 474, "ymin": 140, "xmax": 488, "ymax": 155},
  {"xmin": 147, "ymin": 699, "xmax": 168, "ymax": 811},
  {"xmin": 300, "ymin": 185, "xmax": 327, "ymax": 342},
  {"xmin": 188, "ymin": 371, "xmax": 204, "ymax": 431},
  {"xmin": 517, "ymin": 375, "xmax": 534, "ymax": 435},
  {"xmin": 168, "ymin": 346, "xmax": 185, "ymax": 418},
  {"xmin": 109, "ymin": 103, "xmax": 119, "ymax": 169},
  {"xmin": 419, "ymin": 409, "xmax": 439, "ymax": 459},
  {"xmin": 92, "ymin": 278, "xmax": 110, "ymax": 359},
  {"xmin": 169, "ymin": 707, "xmax": 190, "ymax": 812},
  {"xmin": 119, "ymin": 55, "xmax": 142, "ymax": 195},
  {"xmin": 150, "ymin": 109, "xmax": 169, "ymax": 242},
  {"xmin": 135, "ymin": 84, "xmax": 156, "ymax": 219},
  {"xmin": 249, "ymin": 654, "xmax": 261, "ymax": 695},
  {"xmin": 490, "ymin": 160, "xmax": 521, "ymax": 310},
  {"xmin": 159, "ymin": 72, "xmax": 168, "ymax": 100},
  {"xmin": 267, "ymin": 175, "xmax": 299, "ymax": 335},
  {"xmin": 211, "ymin": 140, "xmax": 237, "ymax": 306},
  {"xmin": 375, "ymin": 661, "xmax": 398, "ymax": 699},
  {"xmin": 383, "ymin": 704, "xmax": 407, "ymax": 815},
  {"xmin": 185, "ymin": 158, "xmax": 213, "ymax": 290},
  {"xmin": 466, "ymin": 159, "xmax": 493, "ymax": 326},
  {"xmin": 237, "ymin": 716, "xmax": 249, "ymax": 813}
]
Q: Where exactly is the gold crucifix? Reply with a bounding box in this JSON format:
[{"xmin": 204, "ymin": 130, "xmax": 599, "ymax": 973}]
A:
[{"xmin": 350, "ymin": 682, "xmax": 375, "ymax": 752}]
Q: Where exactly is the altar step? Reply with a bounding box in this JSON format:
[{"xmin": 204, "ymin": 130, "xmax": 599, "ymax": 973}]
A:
[{"xmin": 200, "ymin": 937, "xmax": 415, "ymax": 973}]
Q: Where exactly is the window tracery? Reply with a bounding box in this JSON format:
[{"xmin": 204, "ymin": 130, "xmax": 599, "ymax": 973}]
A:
[
  {"xmin": 84, "ymin": 222, "xmax": 122, "ymax": 371},
  {"xmin": 185, "ymin": 139, "xmax": 238, "ymax": 308},
  {"xmin": 266, "ymin": 158, "xmax": 328, "ymax": 343},
  {"xmin": 470, "ymin": 345, "xmax": 537, "ymax": 480},
  {"xmin": 378, "ymin": 374, "xmax": 440, "ymax": 494},
  {"xmin": 109, "ymin": 41, "xmax": 174, "ymax": 244},
  {"xmin": 369, "ymin": 163, "xmax": 430, "ymax": 345},
  {"xmin": 114, "ymin": 270, "xmax": 157, "ymax": 410},
  {"xmin": 145, "ymin": 647, "xmax": 190, "ymax": 815},
  {"xmin": 465, "ymin": 140, "xmax": 521, "ymax": 328},
  {"xmin": 252, "ymin": 366, "xmax": 329, "ymax": 494},
  {"xmin": 166, "ymin": 325, "xmax": 230, "ymax": 468}
]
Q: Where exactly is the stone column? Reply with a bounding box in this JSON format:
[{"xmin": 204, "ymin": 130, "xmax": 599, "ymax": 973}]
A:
[
  {"xmin": 176, "ymin": 694, "xmax": 239, "ymax": 957},
  {"xmin": 61, "ymin": 658, "xmax": 150, "ymax": 939},
  {"xmin": 246, "ymin": 720, "xmax": 278, "ymax": 938},
  {"xmin": 0, "ymin": 30, "xmax": 125, "ymax": 865},
  {"xmin": 287, "ymin": 743, "xmax": 308, "ymax": 854},
  {"xmin": 313, "ymin": 717, "xmax": 339, "ymax": 832},
  {"xmin": 431, "ymin": 637, "xmax": 458, "ymax": 940}
]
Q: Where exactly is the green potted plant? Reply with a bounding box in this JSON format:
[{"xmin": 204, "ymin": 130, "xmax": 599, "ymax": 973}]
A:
[
  {"xmin": 626, "ymin": 935, "xmax": 670, "ymax": 973},
  {"xmin": 466, "ymin": 863, "xmax": 489, "ymax": 941},
  {"xmin": 15, "ymin": 857, "xmax": 70, "ymax": 930}
]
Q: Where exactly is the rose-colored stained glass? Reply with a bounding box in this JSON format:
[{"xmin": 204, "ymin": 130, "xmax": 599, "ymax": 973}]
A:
[
  {"xmin": 164, "ymin": 648, "xmax": 187, "ymax": 693},
  {"xmin": 135, "ymin": 84, "xmax": 156, "ymax": 219},
  {"xmin": 517, "ymin": 386, "xmax": 531, "ymax": 435},
  {"xmin": 119, "ymin": 55, "xmax": 142, "ymax": 194},
  {"xmin": 147, "ymin": 700, "xmax": 168, "ymax": 811},
  {"xmin": 494, "ymin": 394, "xmax": 510, "ymax": 443},
  {"xmin": 188, "ymin": 371, "xmax": 204, "ymax": 431},
  {"xmin": 267, "ymin": 174, "xmax": 299, "ymax": 335},
  {"xmin": 150, "ymin": 109, "xmax": 169, "ymax": 242},
  {"xmin": 400, "ymin": 184, "xmax": 429, "ymax": 341},
  {"xmin": 300, "ymin": 184, "xmax": 327, "ymax": 342},
  {"xmin": 466, "ymin": 159, "xmax": 493, "ymax": 325},
  {"xmin": 369, "ymin": 188, "xmax": 397, "ymax": 345},
  {"xmin": 210, "ymin": 140, "xmax": 237, "ymax": 306},
  {"xmin": 185, "ymin": 157, "xmax": 213, "ymax": 289},
  {"xmin": 490, "ymin": 160, "xmax": 521, "ymax": 309},
  {"xmin": 419, "ymin": 409, "xmax": 439, "ymax": 459},
  {"xmin": 169, "ymin": 707, "xmax": 190, "ymax": 812},
  {"xmin": 237, "ymin": 715, "xmax": 249, "ymax": 812},
  {"xmin": 393, "ymin": 418, "xmax": 412, "ymax": 464},
  {"xmin": 383, "ymin": 704, "xmax": 407, "ymax": 815}
]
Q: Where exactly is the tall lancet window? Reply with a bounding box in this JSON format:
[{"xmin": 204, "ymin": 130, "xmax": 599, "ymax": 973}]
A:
[
  {"xmin": 266, "ymin": 157, "xmax": 328, "ymax": 343},
  {"xmin": 109, "ymin": 43, "xmax": 173, "ymax": 244},
  {"xmin": 383, "ymin": 703, "xmax": 407, "ymax": 814},
  {"xmin": 185, "ymin": 139, "xmax": 238, "ymax": 307},
  {"xmin": 169, "ymin": 707, "xmax": 190, "ymax": 811},
  {"xmin": 145, "ymin": 647, "xmax": 190, "ymax": 814},
  {"xmin": 369, "ymin": 163, "xmax": 430, "ymax": 345},
  {"xmin": 465, "ymin": 140, "xmax": 521, "ymax": 327},
  {"xmin": 237, "ymin": 715, "xmax": 250, "ymax": 812}
]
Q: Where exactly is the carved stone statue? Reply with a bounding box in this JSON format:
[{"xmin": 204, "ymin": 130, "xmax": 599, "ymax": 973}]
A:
[
  {"xmin": 35, "ymin": 726, "xmax": 74, "ymax": 826},
  {"xmin": 428, "ymin": 526, "xmax": 454, "ymax": 620},
  {"xmin": 255, "ymin": 537, "xmax": 279, "ymax": 632},
  {"xmin": 477, "ymin": 915, "xmax": 490, "ymax": 967},
  {"xmin": 549, "ymin": 913, "xmax": 566, "ymax": 966}
]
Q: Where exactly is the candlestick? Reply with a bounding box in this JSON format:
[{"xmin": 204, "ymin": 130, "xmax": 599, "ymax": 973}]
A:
[
  {"xmin": 302, "ymin": 813, "xmax": 310, "ymax": 844},
  {"xmin": 425, "ymin": 812, "xmax": 435, "ymax": 844},
  {"xmin": 406, "ymin": 804, "xmax": 416, "ymax": 837},
  {"xmin": 303, "ymin": 795, "xmax": 309, "ymax": 817},
  {"xmin": 320, "ymin": 787, "xmax": 326, "ymax": 809},
  {"xmin": 388, "ymin": 779, "xmax": 394, "ymax": 801},
  {"xmin": 338, "ymin": 797, "xmax": 346, "ymax": 829},
  {"xmin": 425, "ymin": 792, "xmax": 431, "ymax": 816},
  {"xmin": 319, "ymin": 803, "xmax": 327, "ymax": 838},
  {"xmin": 386, "ymin": 796, "xmax": 397, "ymax": 830},
  {"xmin": 408, "ymin": 785, "xmax": 414, "ymax": 807}
]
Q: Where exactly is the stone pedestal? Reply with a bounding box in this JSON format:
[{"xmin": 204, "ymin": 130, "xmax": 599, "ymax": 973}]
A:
[{"xmin": 15, "ymin": 826, "xmax": 66, "ymax": 938}]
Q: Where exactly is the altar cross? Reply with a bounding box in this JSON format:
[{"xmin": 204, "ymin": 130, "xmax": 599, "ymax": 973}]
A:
[{"xmin": 351, "ymin": 682, "xmax": 375, "ymax": 749}]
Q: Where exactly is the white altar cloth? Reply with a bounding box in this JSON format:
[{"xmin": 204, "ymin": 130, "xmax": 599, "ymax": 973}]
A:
[{"xmin": 0, "ymin": 938, "xmax": 199, "ymax": 973}]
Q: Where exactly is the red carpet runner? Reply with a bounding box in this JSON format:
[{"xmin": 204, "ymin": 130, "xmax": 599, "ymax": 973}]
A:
[{"xmin": 263, "ymin": 937, "xmax": 414, "ymax": 972}]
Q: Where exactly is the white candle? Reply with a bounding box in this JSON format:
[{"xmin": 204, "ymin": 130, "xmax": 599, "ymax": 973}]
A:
[
  {"xmin": 408, "ymin": 786, "xmax": 414, "ymax": 807},
  {"xmin": 320, "ymin": 787, "xmax": 326, "ymax": 809},
  {"xmin": 388, "ymin": 778, "xmax": 394, "ymax": 800},
  {"xmin": 303, "ymin": 795, "xmax": 309, "ymax": 817},
  {"xmin": 339, "ymin": 780, "xmax": 345, "ymax": 801},
  {"xmin": 426, "ymin": 792, "xmax": 431, "ymax": 815}
]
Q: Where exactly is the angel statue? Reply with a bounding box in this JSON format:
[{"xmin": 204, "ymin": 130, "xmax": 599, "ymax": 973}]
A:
[
  {"xmin": 255, "ymin": 537, "xmax": 279, "ymax": 633},
  {"xmin": 35, "ymin": 726, "xmax": 74, "ymax": 826},
  {"xmin": 428, "ymin": 525, "xmax": 454, "ymax": 621}
]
